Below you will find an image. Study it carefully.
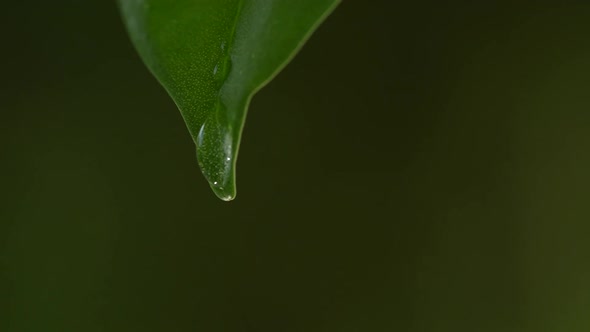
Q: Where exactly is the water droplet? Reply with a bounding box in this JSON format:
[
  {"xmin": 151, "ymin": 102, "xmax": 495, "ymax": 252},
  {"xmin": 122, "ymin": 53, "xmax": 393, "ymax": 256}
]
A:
[
  {"xmin": 212, "ymin": 59, "xmax": 232, "ymax": 87},
  {"xmin": 196, "ymin": 109, "xmax": 236, "ymax": 201}
]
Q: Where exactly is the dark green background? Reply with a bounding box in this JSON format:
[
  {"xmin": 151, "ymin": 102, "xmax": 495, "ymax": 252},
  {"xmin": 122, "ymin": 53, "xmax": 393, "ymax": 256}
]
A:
[{"xmin": 2, "ymin": 1, "xmax": 590, "ymax": 331}]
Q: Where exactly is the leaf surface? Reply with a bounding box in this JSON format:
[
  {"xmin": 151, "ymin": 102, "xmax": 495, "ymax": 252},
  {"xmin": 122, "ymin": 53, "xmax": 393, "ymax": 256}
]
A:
[{"xmin": 119, "ymin": 0, "xmax": 340, "ymax": 200}]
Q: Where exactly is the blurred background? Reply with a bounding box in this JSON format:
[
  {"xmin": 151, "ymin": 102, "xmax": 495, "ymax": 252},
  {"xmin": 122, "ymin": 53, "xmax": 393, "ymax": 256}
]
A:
[{"xmin": 2, "ymin": 1, "xmax": 590, "ymax": 331}]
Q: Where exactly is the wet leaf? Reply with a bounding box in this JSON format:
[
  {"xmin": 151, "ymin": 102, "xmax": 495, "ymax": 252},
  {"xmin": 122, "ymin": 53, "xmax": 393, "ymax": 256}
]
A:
[{"xmin": 118, "ymin": 0, "xmax": 341, "ymax": 200}]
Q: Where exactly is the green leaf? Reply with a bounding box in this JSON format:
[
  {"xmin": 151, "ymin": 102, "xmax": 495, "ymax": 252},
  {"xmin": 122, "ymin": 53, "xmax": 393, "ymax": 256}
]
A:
[{"xmin": 118, "ymin": 0, "xmax": 340, "ymax": 201}]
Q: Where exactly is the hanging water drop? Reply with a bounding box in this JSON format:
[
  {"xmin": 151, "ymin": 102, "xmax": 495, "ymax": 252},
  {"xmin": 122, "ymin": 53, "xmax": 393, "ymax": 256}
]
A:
[{"xmin": 196, "ymin": 110, "xmax": 236, "ymax": 201}]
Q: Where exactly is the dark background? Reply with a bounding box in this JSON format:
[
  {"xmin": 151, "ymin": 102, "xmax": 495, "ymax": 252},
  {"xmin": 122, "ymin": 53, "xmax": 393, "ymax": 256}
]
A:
[{"xmin": 2, "ymin": 1, "xmax": 590, "ymax": 331}]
